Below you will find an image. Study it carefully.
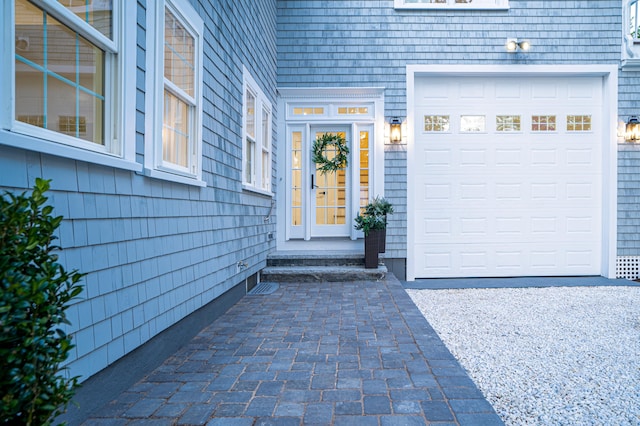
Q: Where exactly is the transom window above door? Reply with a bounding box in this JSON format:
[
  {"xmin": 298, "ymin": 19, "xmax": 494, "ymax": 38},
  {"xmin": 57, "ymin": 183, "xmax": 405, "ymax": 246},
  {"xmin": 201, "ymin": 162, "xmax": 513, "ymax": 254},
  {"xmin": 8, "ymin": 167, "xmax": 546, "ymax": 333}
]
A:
[
  {"xmin": 394, "ymin": 0, "xmax": 509, "ymax": 10},
  {"xmin": 287, "ymin": 103, "xmax": 374, "ymax": 120}
]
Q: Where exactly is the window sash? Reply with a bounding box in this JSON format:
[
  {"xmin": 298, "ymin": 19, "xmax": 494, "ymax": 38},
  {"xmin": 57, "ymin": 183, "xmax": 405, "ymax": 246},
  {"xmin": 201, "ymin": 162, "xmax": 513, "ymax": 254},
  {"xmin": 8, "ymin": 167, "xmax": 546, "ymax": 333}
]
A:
[
  {"xmin": 243, "ymin": 68, "xmax": 272, "ymax": 193},
  {"xmin": 151, "ymin": 0, "xmax": 201, "ymax": 179},
  {"xmin": 12, "ymin": 0, "xmax": 115, "ymax": 153}
]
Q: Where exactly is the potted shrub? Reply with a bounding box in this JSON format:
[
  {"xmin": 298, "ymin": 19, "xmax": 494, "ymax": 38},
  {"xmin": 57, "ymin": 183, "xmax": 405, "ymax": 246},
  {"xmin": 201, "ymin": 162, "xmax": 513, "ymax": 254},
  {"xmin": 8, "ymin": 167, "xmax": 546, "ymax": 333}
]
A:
[
  {"xmin": 365, "ymin": 197, "xmax": 393, "ymax": 253},
  {"xmin": 354, "ymin": 206, "xmax": 386, "ymax": 269}
]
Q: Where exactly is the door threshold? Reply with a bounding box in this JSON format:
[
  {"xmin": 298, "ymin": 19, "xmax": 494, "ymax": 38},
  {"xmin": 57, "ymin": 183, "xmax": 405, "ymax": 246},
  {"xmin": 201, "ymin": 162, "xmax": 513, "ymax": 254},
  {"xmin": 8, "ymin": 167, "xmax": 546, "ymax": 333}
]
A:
[{"xmin": 278, "ymin": 237, "xmax": 362, "ymax": 252}]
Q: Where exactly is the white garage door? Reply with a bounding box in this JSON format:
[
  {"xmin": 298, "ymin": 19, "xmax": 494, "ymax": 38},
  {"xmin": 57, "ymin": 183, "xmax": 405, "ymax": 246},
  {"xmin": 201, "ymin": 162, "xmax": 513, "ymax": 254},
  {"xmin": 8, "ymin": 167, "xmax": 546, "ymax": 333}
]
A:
[{"xmin": 412, "ymin": 76, "xmax": 603, "ymax": 278}]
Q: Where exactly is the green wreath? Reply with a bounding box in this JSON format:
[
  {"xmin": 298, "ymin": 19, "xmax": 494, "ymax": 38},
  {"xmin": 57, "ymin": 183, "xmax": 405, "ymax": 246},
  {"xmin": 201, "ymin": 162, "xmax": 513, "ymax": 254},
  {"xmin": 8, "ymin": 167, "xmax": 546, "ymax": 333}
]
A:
[{"xmin": 312, "ymin": 133, "xmax": 349, "ymax": 174}]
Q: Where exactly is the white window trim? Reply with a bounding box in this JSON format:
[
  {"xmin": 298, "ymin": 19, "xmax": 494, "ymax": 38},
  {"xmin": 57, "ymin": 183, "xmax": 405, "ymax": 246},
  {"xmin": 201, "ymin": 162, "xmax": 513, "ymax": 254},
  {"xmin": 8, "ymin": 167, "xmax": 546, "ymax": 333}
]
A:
[
  {"xmin": 242, "ymin": 66, "xmax": 273, "ymax": 196},
  {"xmin": 623, "ymin": 0, "xmax": 640, "ymax": 69},
  {"xmin": 394, "ymin": 0, "xmax": 509, "ymax": 9},
  {"xmin": 144, "ymin": 0, "xmax": 205, "ymax": 187},
  {"xmin": 0, "ymin": 0, "xmax": 139, "ymax": 171}
]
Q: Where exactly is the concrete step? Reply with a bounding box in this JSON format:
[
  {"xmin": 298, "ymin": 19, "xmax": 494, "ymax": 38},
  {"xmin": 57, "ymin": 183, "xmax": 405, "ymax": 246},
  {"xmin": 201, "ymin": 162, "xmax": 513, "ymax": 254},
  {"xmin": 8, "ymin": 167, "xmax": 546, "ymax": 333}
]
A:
[
  {"xmin": 261, "ymin": 264, "xmax": 388, "ymax": 283},
  {"xmin": 267, "ymin": 251, "xmax": 365, "ymax": 267}
]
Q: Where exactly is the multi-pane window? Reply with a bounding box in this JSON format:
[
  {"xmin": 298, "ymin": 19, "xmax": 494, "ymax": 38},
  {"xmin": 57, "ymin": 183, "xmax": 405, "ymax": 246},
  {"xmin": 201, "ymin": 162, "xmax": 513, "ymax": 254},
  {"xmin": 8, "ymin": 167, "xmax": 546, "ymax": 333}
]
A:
[
  {"xmin": 424, "ymin": 115, "xmax": 450, "ymax": 132},
  {"xmin": 531, "ymin": 115, "xmax": 556, "ymax": 132},
  {"xmin": 567, "ymin": 115, "xmax": 592, "ymax": 132},
  {"xmin": 3, "ymin": 0, "xmax": 137, "ymax": 168},
  {"xmin": 338, "ymin": 107, "xmax": 369, "ymax": 115},
  {"xmin": 145, "ymin": 0, "xmax": 203, "ymax": 184},
  {"xmin": 293, "ymin": 107, "xmax": 324, "ymax": 116},
  {"xmin": 14, "ymin": 0, "xmax": 109, "ymax": 146},
  {"xmin": 243, "ymin": 68, "xmax": 272, "ymax": 193},
  {"xmin": 162, "ymin": 6, "xmax": 197, "ymax": 172},
  {"xmin": 496, "ymin": 115, "xmax": 521, "ymax": 132}
]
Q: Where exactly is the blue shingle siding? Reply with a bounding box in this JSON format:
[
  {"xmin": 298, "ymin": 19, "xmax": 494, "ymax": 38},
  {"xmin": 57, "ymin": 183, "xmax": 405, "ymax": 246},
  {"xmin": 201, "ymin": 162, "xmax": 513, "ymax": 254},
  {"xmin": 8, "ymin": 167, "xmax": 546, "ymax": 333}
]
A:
[
  {"xmin": 0, "ymin": 0, "xmax": 277, "ymax": 381},
  {"xmin": 277, "ymin": 0, "xmax": 626, "ymax": 260},
  {"xmin": 618, "ymin": 145, "xmax": 640, "ymax": 255}
]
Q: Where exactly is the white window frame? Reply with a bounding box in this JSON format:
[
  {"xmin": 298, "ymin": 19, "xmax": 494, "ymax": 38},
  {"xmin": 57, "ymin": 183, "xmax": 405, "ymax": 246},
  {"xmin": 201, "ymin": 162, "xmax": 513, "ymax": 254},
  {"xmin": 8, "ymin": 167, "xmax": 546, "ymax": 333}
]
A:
[
  {"xmin": 0, "ymin": 0, "xmax": 139, "ymax": 171},
  {"xmin": 623, "ymin": 0, "xmax": 640, "ymax": 69},
  {"xmin": 144, "ymin": 0, "xmax": 204, "ymax": 186},
  {"xmin": 242, "ymin": 66, "xmax": 273, "ymax": 196},
  {"xmin": 394, "ymin": 0, "xmax": 509, "ymax": 9}
]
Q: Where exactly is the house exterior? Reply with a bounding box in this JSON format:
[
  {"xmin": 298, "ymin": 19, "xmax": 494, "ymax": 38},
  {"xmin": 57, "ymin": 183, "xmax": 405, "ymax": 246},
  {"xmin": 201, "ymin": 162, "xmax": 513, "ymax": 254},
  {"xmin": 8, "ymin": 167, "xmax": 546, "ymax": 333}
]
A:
[{"xmin": 0, "ymin": 0, "xmax": 639, "ymax": 382}]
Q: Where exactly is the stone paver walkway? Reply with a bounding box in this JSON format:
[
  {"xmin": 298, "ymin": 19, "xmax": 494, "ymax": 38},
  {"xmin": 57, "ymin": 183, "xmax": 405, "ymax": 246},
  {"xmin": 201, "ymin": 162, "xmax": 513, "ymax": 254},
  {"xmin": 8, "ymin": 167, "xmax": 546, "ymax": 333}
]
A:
[{"xmin": 85, "ymin": 276, "xmax": 502, "ymax": 425}]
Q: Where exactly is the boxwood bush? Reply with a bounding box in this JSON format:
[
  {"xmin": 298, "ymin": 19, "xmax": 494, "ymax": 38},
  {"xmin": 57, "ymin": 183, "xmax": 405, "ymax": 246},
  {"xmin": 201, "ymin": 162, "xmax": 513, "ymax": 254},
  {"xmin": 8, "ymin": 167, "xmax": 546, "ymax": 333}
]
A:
[{"xmin": 0, "ymin": 178, "xmax": 84, "ymax": 425}]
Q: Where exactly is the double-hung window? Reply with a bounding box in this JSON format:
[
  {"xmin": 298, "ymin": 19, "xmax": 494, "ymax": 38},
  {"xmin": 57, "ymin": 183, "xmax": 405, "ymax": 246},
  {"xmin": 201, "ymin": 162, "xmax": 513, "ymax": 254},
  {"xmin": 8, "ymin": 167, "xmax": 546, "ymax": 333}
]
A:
[
  {"xmin": 1, "ymin": 0, "xmax": 138, "ymax": 169},
  {"xmin": 243, "ymin": 67, "xmax": 272, "ymax": 194},
  {"xmin": 394, "ymin": 0, "xmax": 509, "ymax": 9},
  {"xmin": 145, "ymin": 0, "xmax": 204, "ymax": 186}
]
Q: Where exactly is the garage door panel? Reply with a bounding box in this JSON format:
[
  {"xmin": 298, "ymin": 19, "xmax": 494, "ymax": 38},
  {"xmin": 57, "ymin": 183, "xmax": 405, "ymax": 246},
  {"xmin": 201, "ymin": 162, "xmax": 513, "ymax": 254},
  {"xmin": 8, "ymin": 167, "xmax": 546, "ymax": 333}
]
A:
[
  {"xmin": 415, "ymin": 177, "xmax": 601, "ymax": 209},
  {"xmin": 412, "ymin": 76, "xmax": 603, "ymax": 278},
  {"xmin": 414, "ymin": 242, "xmax": 601, "ymax": 277},
  {"xmin": 416, "ymin": 212, "xmax": 600, "ymax": 244},
  {"xmin": 416, "ymin": 145, "xmax": 599, "ymax": 173}
]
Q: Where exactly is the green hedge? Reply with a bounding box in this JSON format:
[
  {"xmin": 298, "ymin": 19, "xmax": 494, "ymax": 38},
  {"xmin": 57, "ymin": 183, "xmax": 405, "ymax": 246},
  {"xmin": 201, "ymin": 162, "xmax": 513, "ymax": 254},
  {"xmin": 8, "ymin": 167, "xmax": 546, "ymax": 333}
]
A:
[{"xmin": 1, "ymin": 178, "xmax": 84, "ymax": 425}]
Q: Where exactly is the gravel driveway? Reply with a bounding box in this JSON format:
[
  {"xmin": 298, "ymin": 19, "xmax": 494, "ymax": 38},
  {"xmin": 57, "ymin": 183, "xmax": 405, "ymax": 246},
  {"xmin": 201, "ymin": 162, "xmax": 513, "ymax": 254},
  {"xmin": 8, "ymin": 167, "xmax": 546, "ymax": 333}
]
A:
[{"xmin": 407, "ymin": 286, "xmax": 640, "ymax": 425}]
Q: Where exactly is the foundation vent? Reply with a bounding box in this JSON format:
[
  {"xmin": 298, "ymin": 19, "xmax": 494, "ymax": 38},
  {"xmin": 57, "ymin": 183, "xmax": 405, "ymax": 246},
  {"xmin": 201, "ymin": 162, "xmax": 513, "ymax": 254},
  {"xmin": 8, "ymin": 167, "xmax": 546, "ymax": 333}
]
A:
[
  {"xmin": 247, "ymin": 282, "xmax": 279, "ymax": 295},
  {"xmin": 616, "ymin": 256, "xmax": 640, "ymax": 279}
]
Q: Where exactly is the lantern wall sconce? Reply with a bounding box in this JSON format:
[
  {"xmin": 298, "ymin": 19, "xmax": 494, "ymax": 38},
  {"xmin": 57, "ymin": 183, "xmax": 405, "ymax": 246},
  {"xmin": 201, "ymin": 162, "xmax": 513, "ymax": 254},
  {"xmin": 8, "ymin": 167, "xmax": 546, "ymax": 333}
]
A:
[
  {"xmin": 505, "ymin": 38, "xmax": 531, "ymax": 53},
  {"xmin": 390, "ymin": 117, "xmax": 402, "ymax": 143},
  {"xmin": 626, "ymin": 116, "xmax": 640, "ymax": 142}
]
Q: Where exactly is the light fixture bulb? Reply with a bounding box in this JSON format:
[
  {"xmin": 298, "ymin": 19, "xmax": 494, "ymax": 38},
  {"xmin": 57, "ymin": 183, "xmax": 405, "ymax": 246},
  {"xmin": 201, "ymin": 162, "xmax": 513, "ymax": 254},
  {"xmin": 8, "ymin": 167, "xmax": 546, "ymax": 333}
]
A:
[
  {"xmin": 505, "ymin": 39, "xmax": 517, "ymax": 52},
  {"xmin": 518, "ymin": 40, "xmax": 531, "ymax": 51}
]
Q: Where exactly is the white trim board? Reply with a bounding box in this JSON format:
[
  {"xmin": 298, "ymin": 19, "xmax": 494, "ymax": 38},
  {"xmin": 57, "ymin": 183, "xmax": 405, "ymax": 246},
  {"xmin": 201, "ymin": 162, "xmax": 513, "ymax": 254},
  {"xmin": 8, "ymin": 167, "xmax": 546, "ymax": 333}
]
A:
[{"xmin": 405, "ymin": 64, "xmax": 618, "ymax": 280}]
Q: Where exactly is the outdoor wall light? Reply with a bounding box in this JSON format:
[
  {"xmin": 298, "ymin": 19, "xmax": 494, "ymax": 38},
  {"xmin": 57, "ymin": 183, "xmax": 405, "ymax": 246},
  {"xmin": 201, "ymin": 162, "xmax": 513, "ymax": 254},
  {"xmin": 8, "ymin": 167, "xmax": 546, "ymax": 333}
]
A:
[
  {"xmin": 626, "ymin": 116, "xmax": 640, "ymax": 142},
  {"xmin": 390, "ymin": 117, "xmax": 402, "ymax": 143},
  {"xmin": 505, "ymin": 38, "xmax": 531, "ymax": 53}
]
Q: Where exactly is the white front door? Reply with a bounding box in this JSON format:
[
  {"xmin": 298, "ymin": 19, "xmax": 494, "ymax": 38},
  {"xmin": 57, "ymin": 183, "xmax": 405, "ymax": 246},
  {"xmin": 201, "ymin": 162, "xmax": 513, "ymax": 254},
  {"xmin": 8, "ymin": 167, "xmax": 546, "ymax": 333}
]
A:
[
  {"xmin": 310, "ymin": 127, "xmax": 351, "ymax": 237},
  {"xmin": 286, "ymin": 123, "xmax": 375, "ymax": 241}
]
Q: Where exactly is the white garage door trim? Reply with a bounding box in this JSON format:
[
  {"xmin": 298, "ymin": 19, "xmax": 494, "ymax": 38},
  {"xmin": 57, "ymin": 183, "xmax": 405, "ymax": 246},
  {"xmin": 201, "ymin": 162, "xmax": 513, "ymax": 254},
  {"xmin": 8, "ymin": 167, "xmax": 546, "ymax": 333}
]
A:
[{"xmin": 406, "ymin": 64, "xmax": 618, "ymax": 281}]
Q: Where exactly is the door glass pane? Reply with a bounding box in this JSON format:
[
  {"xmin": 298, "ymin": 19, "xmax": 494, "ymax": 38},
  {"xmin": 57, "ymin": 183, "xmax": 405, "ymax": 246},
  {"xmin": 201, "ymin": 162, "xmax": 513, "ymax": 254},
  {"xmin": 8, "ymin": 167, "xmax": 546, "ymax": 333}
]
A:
[
  {"xmin": 314, "ymin": 131, "xmax": 347, "ymax": 226},
  {"xmin": 291, "ymin": 131, "xmax": 302, "ymax": 226},
  {"xmin": 359, "ymin": 131, "xmax": 369, "ymax": 210}
]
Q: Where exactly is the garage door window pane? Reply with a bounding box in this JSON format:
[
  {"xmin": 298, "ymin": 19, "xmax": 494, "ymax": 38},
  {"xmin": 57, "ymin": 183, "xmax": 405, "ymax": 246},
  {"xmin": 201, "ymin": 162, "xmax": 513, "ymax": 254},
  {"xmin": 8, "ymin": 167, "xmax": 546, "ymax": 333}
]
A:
[
  {"xmin": 461, "ymin": 115, "xmax": 486, "ymax": 132},
  {"xmin": 567, "ymin": 115, "xmax": 592, "ymax": 132},
  {"xmin": 532, "ymin": 115, "xmax": 556, "ymax": 132},
  {"xmin": 496, "ymin": 115, "xmax": 521, "ymax": 132},
  {"xmin": 424, "ymin": 115, "xmax": 450, "ymax": 132}
]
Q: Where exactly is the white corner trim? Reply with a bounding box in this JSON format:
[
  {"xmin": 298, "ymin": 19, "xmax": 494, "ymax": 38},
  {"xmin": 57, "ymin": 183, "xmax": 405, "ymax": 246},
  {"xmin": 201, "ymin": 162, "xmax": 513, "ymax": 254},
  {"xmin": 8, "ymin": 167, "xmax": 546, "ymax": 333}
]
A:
[{"xmin": 405, "ymin": 64, "xmax": 618, "ymax": 281}]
